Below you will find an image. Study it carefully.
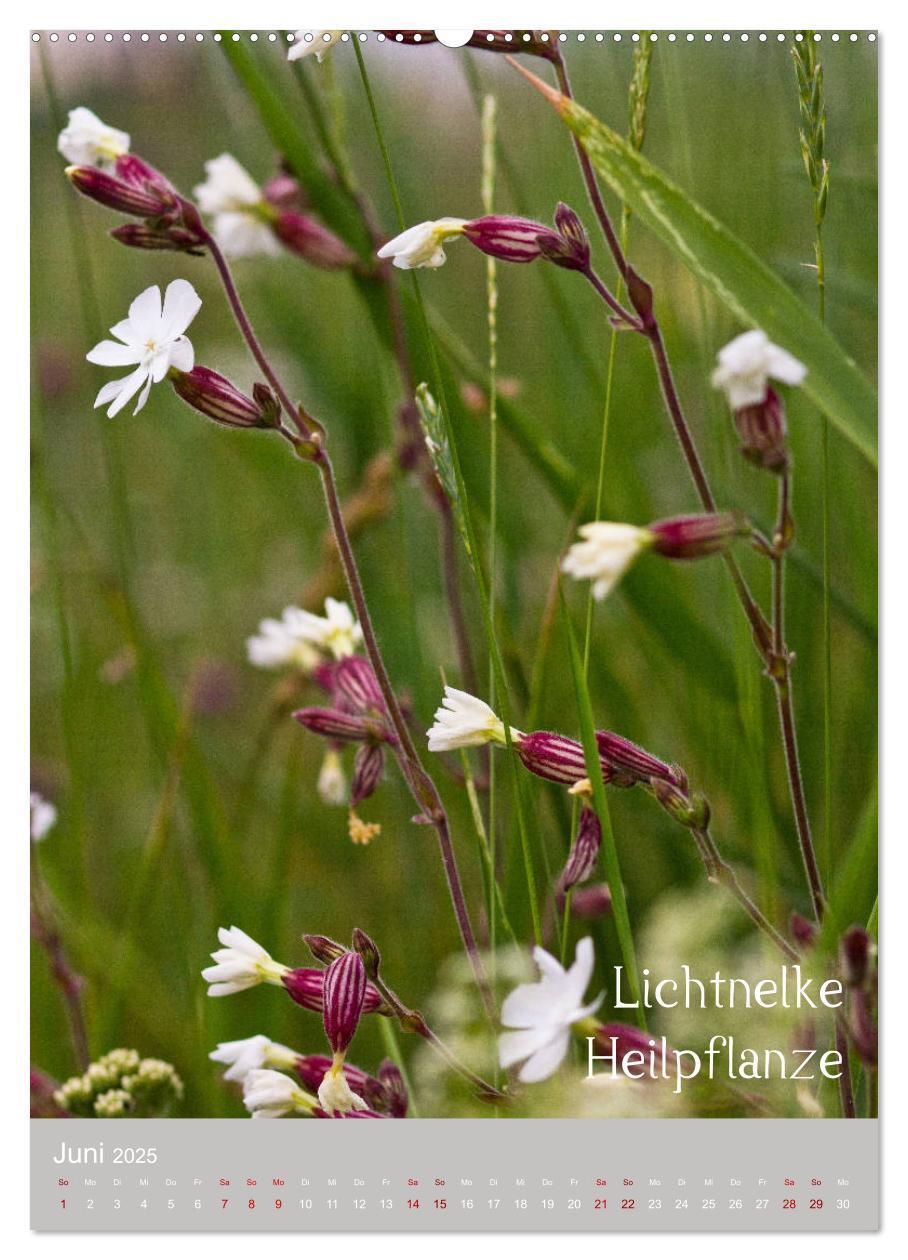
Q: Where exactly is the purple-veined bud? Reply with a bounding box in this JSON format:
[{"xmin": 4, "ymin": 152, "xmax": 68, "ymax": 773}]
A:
[
  {"xmin": 592, "ymin": 1023, "xmax": 677, "ymax": 1074},
  {"xmin": 651, "ymin": 778, "xmax": 711, "ymax": 831},
  {"xmin": 272, "ymin": 210, "xmax": 357, "ymax": 270},
  {"xmin": 556, "ymin": 806, "xmax": 602, "ymax": 902},
  {"xmin": 109, "ymin": 223, "xmax": 203, "ymax": 252},
  {"xmin": 734, "ymin": 386, "xmax": 789, "ymax": 473},
  {"xmin": 535, "ymin": 202, "xmax": 590, "ymax": 272},
  {"xmin": 649, "ymin": 512, "xmax": 749, "ymax": 561},
  {"xmin": 376, "ymin": 1058, "xmax": 408, "ymax": 1117},
  {"xmin": 171, "ymin": 367, "xmax": 279, "ymax": 429},
  {"xmin": 303, "ymin": 934, "xmax": 347, "ymax": 965},
  {"xmin": 515, "ymin": 730, "xmax": 601, "ymax": 786},
  {"xmin": 839, "ymin": 925, "xmax": 872, "ymax": 988},
  {"xmin": 596, "ymin": 731, "xmax": 681, "ymax": 787},
  {"xmin": 66, "ymin": 164, "xmax": 172, "ymax": 217},
  {"xmin": 351, "ymin": 927, "xmax": 381, "ymax": 979},
  {"xmin": 351, "ymin": 744, "xmax": 384, "ymax": 807},
  {"xmin": 323, "ymin": 951, "xmax": 367, "ymax": 1055},
  {"xmin": 332, "ymin": 656, "xmax": 386, "ymax": 714},
  {"xmin": 568, "ymin": 882, "xmax": 612, "ymax": 920},
  {"xmin": 790, "ymin": 912, "xmax": 817, "ymax": 950},
  {"xmin": 293, "ymin": 707, "xmax": 377, "ymax": 743},
  {"xmin": 462, "ymin": 215, "xmax": 549, "ymax": 264},
  {"xmin": 295, "ymin": 1054, "xmax": 379, "ymax": 1099},
  {"xmin": 282, "ymin": 966, "xmax": 384, "ymax": 1014}
]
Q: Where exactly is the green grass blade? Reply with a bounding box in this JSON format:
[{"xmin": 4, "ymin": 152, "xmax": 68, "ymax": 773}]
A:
[{"xmin": 546, "ymin": 90, "xmax": 877, "ymax": 466}]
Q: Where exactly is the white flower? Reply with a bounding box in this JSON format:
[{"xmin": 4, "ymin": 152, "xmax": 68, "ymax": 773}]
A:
[
  {"xmin": 30, "ymin": 792, "xmax": 57, "ymax": 842},
  {"xmin": 498, "ymin": 937, "xmax": 602, "ymax": 1084},
  {"xmin": 317, "ymin": 749, "xmax": 348, "ymax": 806},
  {"xmin": 377, "ymin": 218, "xmax": 468, "ymax": 270},
  {"xmin": 210, "ymin": 1035, "xmax": 298, "ymax": 1083},
  {"xmin": 285, "ymin": 598, "xmax": 363, "ymax": 661},
  {"xmin": 193, "ymin": 154, "xmax": 279, "ymax": 259},
  {"xmin": 288, "ymin": 30, "xmax": 343, "ymax": 63},
  {"xmin": 426, "ymin": 685, "xmax": 518, "ymax": 753},
  {"xmin": 201, "ymin": 925, "xmax": 288, "ymax": 997},
  {"xmin": 317, "ymin": 1062, "xmax": 367, "ymax": 1115},
  {"xmin": 57, "ymin": 106, "xmax": 130, "ymax": 169},
  {"xmin": 86, "ymin": 279, "xmax": 201, "ymax": 418},
  {"xmin": 561, "ymin": 522, "xmax": 653, "ymax": 602},
  {"xmin": 246, "ymin": 609, "xmax": 323, "ymax": 673},
  {"xmin": 243, "ymin": 1069, "xmax": 312, "ymax": 1119},
  {"xmin": 711, "ymin": 329, "xmax": 807, "ymax": 410}
]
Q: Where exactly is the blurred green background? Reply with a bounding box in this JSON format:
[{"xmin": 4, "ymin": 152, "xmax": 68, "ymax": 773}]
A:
[{"xmin": 30, "ymin": 31, "xmax": 877, "ymax": 1117}]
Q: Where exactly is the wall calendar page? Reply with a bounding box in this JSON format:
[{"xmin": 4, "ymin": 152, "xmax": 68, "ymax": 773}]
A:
[{"xmin": 29, "ymin": 23, "xmax": 879, "ymax": 1237}]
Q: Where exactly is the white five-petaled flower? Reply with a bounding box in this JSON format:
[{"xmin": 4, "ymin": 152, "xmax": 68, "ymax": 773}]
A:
[
  {"xmin": 86, "ymin": 279, "xmax": 201, "ymax": 418},
  {"xmin": 288, "ymin": 30, "xmax": 343, "ymax": 62},
  {"xmin": 209, "ymin": 1035, "xmax": 299, "ymax": 1083},
  {"xmin": 426, "ymin": 685, "xmax": 519, "ymax": 753},
  {"xmin": 561, "ymin": 522, "xmax": 654, "ymax": 602},
  {"xmin": 287, "ymin": 598, "xmax": 363, "ymax": 661},
  {"xmin": 246, "ymin": 608, "xmax": 324, "ymax": 673},
  {"xmin": 711, "ymin": 329, "xmax": 807, "ymax": 410},
  {"xmin": 30, "ymin": 792, "xmax": 57, "ymax": 842},
  {"xmin": 57, "ymin": 106, "xmax": 130, "ymax": 169},
  {"xmin": 317, "ymin": 1061, "xmax": 368, "ymax": 1115},
  {"xmin": 317, "ymin": 749, "xmax": 348, "ymax": 806},
  {"xmin": 193, "ymin": 154, "xmax": 280, "ymax": 259},
  {"xmin": 201, "ymin": 925, "xmax": 289, "ymax": 997},
  {"xmin": 498, "ymin": 937, "xmax": 602, "ymax": 1084},
  {"xmin": 243, "ymin": 1069, "xmax": 313, "ymax": 1119},
  {"xmin": 377, "ymin": 218, "xmax": 468, "ymax": 270}
]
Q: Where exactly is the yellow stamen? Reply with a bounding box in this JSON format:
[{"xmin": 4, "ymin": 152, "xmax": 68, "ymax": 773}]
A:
[{"xmin": 348, "ymin": 810, "xmax": 381, "ymax": 846}]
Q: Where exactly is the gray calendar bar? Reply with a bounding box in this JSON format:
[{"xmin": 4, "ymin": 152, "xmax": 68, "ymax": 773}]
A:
[{"xmin": 31, "ymin": 1117, "xmax": 878, "ymax": 1232}]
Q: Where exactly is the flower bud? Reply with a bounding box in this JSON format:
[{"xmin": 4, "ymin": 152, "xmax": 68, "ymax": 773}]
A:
[
  {"xmin": 515, "ymin": 731, "xmax": 600, "ymax": 786},
  {"xmin": 66, "ymin": 164, "xmax": 171, "ymax": 218},
  {"xmin": 263, "ymin": 171, "xmax": 305, "ymax": 209},
  {"xmin": 171, "ymin": 367, "xmax": 278, "ymax": 429},
  {"xmin": 556, "ymin": 806, "xmax": 601, "ymax": 902},
  {"xmin": 847, "ymin": 989, "xmax": 877, "ymax": 1066},
  {"xmin": 596, "ymin": 731, "xmax": 681, "ymax": 787},
  {"xmin": 649, "ymin": 512, "xmax": 749, "ymax": 560},
  {"xmin": 351, "ymin": 927, "xmax": 381, "ymax": 979},
  {"xmin": 272, "ymin": 210, "xmax": 357, "ymax": 270},
  {"xmin": 568, "ymin": 883, "xmax": 612, "ymax": 920},
  {"xmin": 651, "ymin": 778, "xmax": 711, "ymax": 831},
  {"xmin": 293, "ymin": 706, "xmax": 379, "ymax": 743},
  {"xmin": 734, "ymin": 386, "xmax": 790, "ymax": 472},
  {"xmin": 351, "ymin": 743, "xmax": 384, "ymax": 807},
  {"xmin": 535, "ymin": 202, "xmax": 590, "ymax": 272},
  {"xmin": 839, "ymin": 925, "xmax": 872, "ymax": 988},
  {"xmin": 282, "ymin": 967, "xmax": 385, "ymax": 1014},
  {"xmin": 303, "ymin": 934, "xmax": 347, "ymax": 965},
  {"xmin": 323, "ymin": 951, "xmax": 367, "ymax": 1055},
  {"xmin": 332, "ymin": 656, "xmax": 386, "ymax": 714},
  {"xmin": 376, "ymin": 1059, "xmax": 408, "ymax": 1117},
  {"xmin": 462, "ymin": 215, "xmax": 549, "ymax": 264},
  {"xmin": 110, "ymin": 223, "xmax": 203, "ymax": 252},
  {"xmin": 790, "ymin": 912, "xmax": 817, "ymax": 949}
]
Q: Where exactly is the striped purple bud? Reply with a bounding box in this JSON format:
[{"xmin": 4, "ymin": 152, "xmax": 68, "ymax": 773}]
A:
[
  {"xmin": 462, "ymin": 215, "xmax": 549, "ymax": 264},
  {"xmin": 376, "ymin": 1059, "xmax": 408, "ymax": 1118},
  {"xmin": 649, "ymin": 512, "xmax": 749, "ymax": 561},
  {"xmin": 351, "ymin": 744, "xmax": 384, "ymax": 807},
  {"xmin": 66, "ymin": 163, "xmax": 172, "ymax": 218},
  {"xmin": 323, "ymin": 951, "xmax": 367, "ymax": 1055},
  {"xmin": 556, "ymin": 806, "xmax": 602, "ymax": 902},
  {"xmin": 734, "ymin": 387, "xmax": 789, "ymax": 473},
  {"xmin": 110, "ymin": 223, "xmax": 203, "ymax": 252},
  {"xmin": 569, "ymin": 883, "xmax": 612, "ymax": 920},
  {"xmin": 171, "ymin": 367, "xmax": 279, "ymax": 429},
  {"xmin": 351, "ymin": 927, "xmax": 381, "ymax": 979},
  {"xmin": 282, "ymin": 966, "xmax": 384, "ymax": 1014},
  {"xmin": 332, "ymin": 656, "xmax": 386, "ymax": 714},
  {"xmin": 515, "ymin": 731, "xmax": 601, "ymax": 786},
  {"xmin": 272, "ymin": 210, "xmax": 357, "ymax": 270},
  {"xmin": 303, "ymin": 934, "xmax": 347, "ymax": 965},
  {"xmin": 293, "ymin": 707, "xmax": 377, "ymax": 743},
  {"xmin": 596, "ymin": 731, "xmax": 681, "ymax": 787},
  {"xmin": 535, "ymin": 203, "xmax": 590, "ymax": 272}
]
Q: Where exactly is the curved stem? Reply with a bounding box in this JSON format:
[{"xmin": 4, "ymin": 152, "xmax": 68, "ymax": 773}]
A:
[
  {"xmin": 206, "ymin": 238, "xmax": 494, "ymax": 1021},
  {"xmin": 695, "ymin": 830, "xmax": 798, "ymax": 962}
]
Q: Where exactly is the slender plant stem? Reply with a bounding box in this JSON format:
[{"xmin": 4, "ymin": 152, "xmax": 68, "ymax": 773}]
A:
[
  {"xmin": 205, "ymin": 235, "xmax": 494, "ymax": 1022},
  {"xmin": 694, "ymin": 831, "xmax": 798, "ymax": 962},
  {"xmin": 30, "ymin": 852, "xmax": 90, "ymax": 1071}
]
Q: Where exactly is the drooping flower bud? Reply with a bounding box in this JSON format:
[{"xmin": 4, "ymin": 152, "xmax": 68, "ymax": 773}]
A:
[
  {"xmin": 734, "ymin": 386, "xmax": 790, "ymax": 473},
  {"xmin": 592, "ymin": 1022, "xmax": 677, "ymax": 1075},
  {"xmin": 293, "ymin": 707, "xmax": 384, "ymax": 743},
  {"xmin": 649, "ymin": 511, "xmax": 749, "ymax": 560},
  {"xmin": 323, "ymin": 951, "xmax": 367, "ymax": 1056},
  {"xmin": 556, "ymin": 806, "xmax": 602, "ymax": 902},
  {"xmin": 67, "ymin": 154, "xmax": 206, "ymax": 253},
  {"xmin": 514, "ymin": 731, "xmax": 596, "ymax": 786},
  {"xmin": 282, "ymin": 966, "xmax": 386, "ymax": 1015},
  {"xmin": 303, "ymin": 934, "xmax": 347, "ymax": 965},
  {"xmin": 170, "ymin": 367, "xmax": 280, "ymax": 429},
  {"xmin": 332, "ymin": 656, "xmax": 386, "ymax": 714},
  {"xmin": 351, "ymin": 744, "xmax": 384, "ymax": 807},
  {"xmin": 596, "ymin": 731, "xmax": 681, "ymax": 787},
  {"xmin": 376, "ymin": 1059, "xmax": 409, "ymax": 1117},
  {"xmin": 109, "ymin": 223, "xmax": 204, "ymax": 253},
  {"xmin": 535, "ymin": 202, "xmax": 590, "ymax": 272},
  {"xmin": 351, "ymin": 927, "xmax": 381, "ymax": 979},
  {"xmin": 66, "ymin": 163, "xmax": 172, "ymax": 218},
  {"xmin": 272, "ymin": 209, "xmax": 357, "ymax": 270},
  {"xmin": 839, "ymin": 925, "xmax": 872, "ymax": 988},
  {"xmin": 651, "ymin": 778, "xmax": 711, "ymax": 832},
  {"xmin": 569, "ymin": 883, "xmax": 612, "ymax": 920},
  {"xmin": 462, "ymin": 214, "xmax": 549, "ymax": 264}
]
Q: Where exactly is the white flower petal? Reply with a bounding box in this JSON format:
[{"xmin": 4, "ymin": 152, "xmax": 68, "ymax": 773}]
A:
[
  {"xmin": 126, "ymin": 285, "xmax": 163, "ymax": 342},
  {"xmin": 160, "ymin": 278, "xmax": 202, "ymax": 340},
  {"xmin": 132, "ymin": 375, "xmax": 154, "ymax": 415},
  {"xmin": 86, "ymin": 339, "xmax": 142, "ymax": 367},
  {"xmin": 104, "ymin": 367, "xmax": 149, "ymax": 418},
  {"xmin": 498, "ymin": 1025, "xmax": 556, "ymax": 1070},
  {"xmin": 518, "ymin": 1031, "xmax": 571, "ymax": 1083},
  {"xmin": 168, "ymin": 336, "xmax": 195, "ymax": 374}
]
